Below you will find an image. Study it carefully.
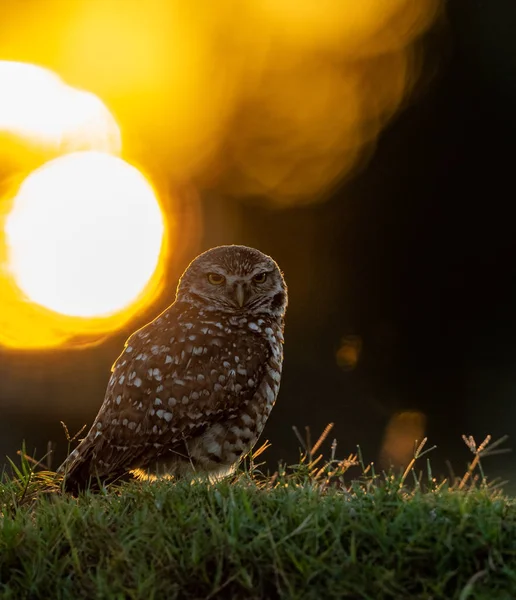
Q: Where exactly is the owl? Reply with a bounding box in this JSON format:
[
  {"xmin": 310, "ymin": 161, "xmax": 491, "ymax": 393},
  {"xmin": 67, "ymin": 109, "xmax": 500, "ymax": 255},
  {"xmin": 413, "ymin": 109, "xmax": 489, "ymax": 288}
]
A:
[{"xmin": 59, "ymin": 245, "xmax": 287, "ymax": 491}]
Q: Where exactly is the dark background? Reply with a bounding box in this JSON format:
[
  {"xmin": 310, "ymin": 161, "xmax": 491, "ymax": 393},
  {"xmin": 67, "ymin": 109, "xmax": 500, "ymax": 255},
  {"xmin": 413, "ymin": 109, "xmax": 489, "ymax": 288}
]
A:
[{"xmin": 2, "ymin": 0, "xmax": 516, "ymax": 486}]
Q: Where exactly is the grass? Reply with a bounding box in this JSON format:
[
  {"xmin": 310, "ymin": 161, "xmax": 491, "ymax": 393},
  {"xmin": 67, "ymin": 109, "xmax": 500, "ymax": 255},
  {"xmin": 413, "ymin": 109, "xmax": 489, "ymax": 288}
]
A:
[{"xmin": 1, "ymin": 427, "xmax": 516, "ymax": 599}]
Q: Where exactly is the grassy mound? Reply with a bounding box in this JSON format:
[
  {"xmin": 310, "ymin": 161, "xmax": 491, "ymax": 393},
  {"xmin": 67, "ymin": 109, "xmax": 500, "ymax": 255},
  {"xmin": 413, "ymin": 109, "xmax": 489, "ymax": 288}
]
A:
[{"xmin": 0, "ymin": 432, "xmax": 515, "ymax": 599}]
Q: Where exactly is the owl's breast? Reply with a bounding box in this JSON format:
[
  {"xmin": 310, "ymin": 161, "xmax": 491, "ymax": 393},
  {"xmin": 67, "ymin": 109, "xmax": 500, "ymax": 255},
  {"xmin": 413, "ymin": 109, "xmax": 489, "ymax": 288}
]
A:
[
  {"xmin": 167, "ymin": 313, "xmax": 283, "ymax": 472},
  {"xmin": 172, "ymin": 310, "xmax": 283, "ymax": 398}
]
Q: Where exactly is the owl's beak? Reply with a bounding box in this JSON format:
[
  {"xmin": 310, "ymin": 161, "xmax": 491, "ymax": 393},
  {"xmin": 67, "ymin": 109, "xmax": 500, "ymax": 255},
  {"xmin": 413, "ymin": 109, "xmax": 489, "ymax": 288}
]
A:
[{"xmin": 235, "ymin": 283, "xmax": 245, "ymax": 307}]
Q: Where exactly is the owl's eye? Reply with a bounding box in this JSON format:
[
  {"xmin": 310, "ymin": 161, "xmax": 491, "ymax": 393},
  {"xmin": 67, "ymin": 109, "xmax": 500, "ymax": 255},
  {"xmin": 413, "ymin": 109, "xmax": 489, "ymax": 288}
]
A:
[
  {"xmin": 253, "ymin": 272, "xmax": 267, "ymax": 284},
  {"xmin": 207, "ymin": 273, "xmax": 226, "ymax": 285}
]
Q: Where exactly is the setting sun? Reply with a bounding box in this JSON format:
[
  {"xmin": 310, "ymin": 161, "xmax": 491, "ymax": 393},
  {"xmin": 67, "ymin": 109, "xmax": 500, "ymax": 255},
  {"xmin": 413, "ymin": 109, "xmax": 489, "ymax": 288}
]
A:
[{"xmin": 5, "ymin": 151, "xmax": 164, "ymax": 318}]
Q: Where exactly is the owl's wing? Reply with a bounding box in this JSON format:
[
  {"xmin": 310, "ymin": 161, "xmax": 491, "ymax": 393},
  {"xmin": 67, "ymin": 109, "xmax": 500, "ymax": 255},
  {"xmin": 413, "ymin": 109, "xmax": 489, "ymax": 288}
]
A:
[{"xmin": 61, "ymin": 304, "xmax": 272, "ymax": 484}]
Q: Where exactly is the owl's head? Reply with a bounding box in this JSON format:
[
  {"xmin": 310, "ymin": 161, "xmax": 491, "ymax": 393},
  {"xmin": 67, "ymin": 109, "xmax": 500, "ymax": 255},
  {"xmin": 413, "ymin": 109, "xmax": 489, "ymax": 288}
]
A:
[{"xmin": 176, "ymin": 245, "xmax": 287, "ymax": 317}]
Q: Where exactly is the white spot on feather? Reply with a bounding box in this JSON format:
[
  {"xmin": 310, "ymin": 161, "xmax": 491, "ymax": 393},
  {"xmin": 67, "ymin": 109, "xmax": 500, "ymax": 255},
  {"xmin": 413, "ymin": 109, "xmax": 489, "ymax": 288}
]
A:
[
  {"xmin": 263, "ymin": 381, "xmax": 275, "ymax": 403},
  {"xmin": 268, "ymin": 368, "xmax": 281, "ymax": 382},
  {"xmin": 241, "ymin": 413, "xmax": 253, "ymax": 426}
]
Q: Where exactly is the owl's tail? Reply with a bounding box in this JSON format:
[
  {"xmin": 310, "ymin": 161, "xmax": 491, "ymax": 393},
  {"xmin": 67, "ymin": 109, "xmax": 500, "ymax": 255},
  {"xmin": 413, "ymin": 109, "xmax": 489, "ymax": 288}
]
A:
[
  {"xmin": 58, "ymin": 437, "xmax": 130, "ymax": 494},
  {"xmin": 57, "ymin": 437, "xmax": 98, "ymax": 493}
]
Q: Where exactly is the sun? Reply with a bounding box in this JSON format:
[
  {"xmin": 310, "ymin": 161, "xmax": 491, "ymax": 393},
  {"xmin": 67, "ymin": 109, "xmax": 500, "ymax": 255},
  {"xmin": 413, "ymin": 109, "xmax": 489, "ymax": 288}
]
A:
[{"xmin": 5, "ymin": 151, "xmax": 165, "ymax": 318}]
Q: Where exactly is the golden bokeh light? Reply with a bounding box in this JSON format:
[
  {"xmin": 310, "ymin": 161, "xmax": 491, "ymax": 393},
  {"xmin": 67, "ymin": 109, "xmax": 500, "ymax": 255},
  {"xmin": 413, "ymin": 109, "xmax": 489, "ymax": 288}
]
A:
[
  {"xmin": 0, "ymin": 152, "xmax": 168, "ymax": 348},
  {"xmin": 253, "ymin": 0, "xmax": 438, "ymax": 54},
  {"xmin": 0, "ymin": 61, "xmax": 120, "ymax": 158},
  {"xmin": 0, "ymin": 0, "xmax": 442, "ymax": 347},
  {"xmin": 55, "ymin": 0, "xmax": 226, "ymax": 178},
  {"xmin": 0, "ymin": 0, "xmax": 442, "ymax": 204},
  {"xmin": 220, "ymin": 0, "xmax": 440, "ymax": 204},
  {"xmin": 336, "ymin": 335, "xmax": 363, "ymax": 371},
  {"xmin": 380, "ymin": 411, "xmax": 427, "ymax": 469}
]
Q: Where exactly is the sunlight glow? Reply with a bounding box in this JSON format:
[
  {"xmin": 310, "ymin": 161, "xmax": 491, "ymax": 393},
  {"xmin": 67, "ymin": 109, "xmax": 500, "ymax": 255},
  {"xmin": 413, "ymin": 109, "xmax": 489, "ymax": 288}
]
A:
[
  {"xmin": 5, "ymin": 152, "xmax": 164, "ymax": 317},
  {"xmin": 0, "ymin": 1, "xmax": 440, "ymax": 203},
  {"xmin": 0, "ymin": 0, "xmax": 440, "ymax": 347},
  {"xmin": 0, "ymin": 61, "xmax": 120, "ymax": 155}
]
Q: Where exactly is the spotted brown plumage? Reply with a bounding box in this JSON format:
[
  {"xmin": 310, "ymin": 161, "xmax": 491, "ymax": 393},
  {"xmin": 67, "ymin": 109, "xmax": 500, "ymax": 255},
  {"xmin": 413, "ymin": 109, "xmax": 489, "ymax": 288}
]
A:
[{"xmin": 59, "ymin": 245, "xmax": 287, "ymax": 491}]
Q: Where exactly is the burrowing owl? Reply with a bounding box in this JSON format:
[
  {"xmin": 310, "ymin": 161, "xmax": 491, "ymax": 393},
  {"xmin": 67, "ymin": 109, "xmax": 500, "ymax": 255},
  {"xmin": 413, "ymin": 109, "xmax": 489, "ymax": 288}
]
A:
[{"xmin": 60, "ymin": 245, "xmax": 287, "ymax": 490}]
